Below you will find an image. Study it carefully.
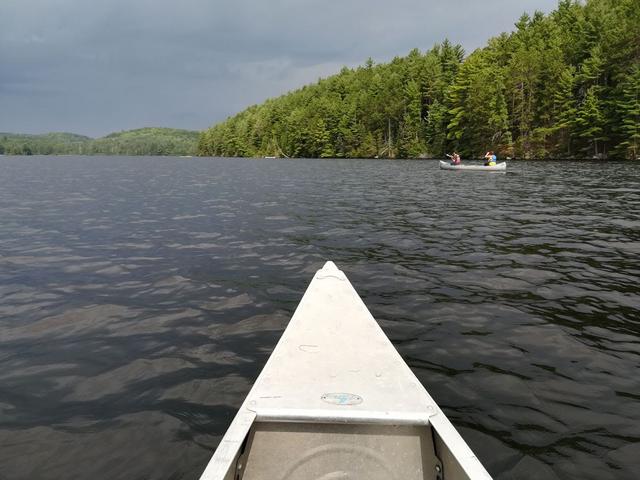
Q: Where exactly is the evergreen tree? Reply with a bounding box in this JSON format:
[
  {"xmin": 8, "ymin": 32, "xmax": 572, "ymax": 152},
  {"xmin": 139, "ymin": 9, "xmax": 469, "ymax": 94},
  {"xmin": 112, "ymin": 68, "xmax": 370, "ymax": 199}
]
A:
[
  {"xmin": 397, "ymin": 80, "xmax": 426, "ymax": 157},
  {"xmin": 425, "ymin": 99, "xmax": 448, "ymax": 157},
  {"xmin": 553, "ymin": 66, "xmax": 578, "ymax": 156},
  {"xmin": 312, "ymin": 119, "xmax": 334, "ymax": 158},
  {"xmin": 615, "ymin": 64, "xmax": 640, "ymax": 159},
  {"xmin": 576, "ymin": 86, "xmax": 605, "ymax": 157}
]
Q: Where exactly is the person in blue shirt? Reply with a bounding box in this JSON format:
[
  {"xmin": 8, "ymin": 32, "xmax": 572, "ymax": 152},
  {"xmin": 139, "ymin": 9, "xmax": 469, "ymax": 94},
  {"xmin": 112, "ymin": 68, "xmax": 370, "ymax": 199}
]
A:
[{"xmin": 484, "ymin": 151, "xmax": 497, "ymax": 166}]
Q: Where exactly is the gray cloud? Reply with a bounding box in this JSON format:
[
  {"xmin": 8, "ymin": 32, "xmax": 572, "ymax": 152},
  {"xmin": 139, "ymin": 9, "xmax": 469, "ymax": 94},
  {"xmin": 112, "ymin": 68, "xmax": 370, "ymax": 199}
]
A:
[{"xmin": 0, "ymin": 0, "xmax": 558, "ymax": 136}]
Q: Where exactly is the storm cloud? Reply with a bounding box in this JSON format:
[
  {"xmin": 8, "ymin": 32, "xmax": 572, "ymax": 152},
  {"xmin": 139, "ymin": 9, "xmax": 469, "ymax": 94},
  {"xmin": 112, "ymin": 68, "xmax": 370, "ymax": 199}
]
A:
[{"xmin": 1, "ymin": 0, "xmax": 558, "ymax": 136}]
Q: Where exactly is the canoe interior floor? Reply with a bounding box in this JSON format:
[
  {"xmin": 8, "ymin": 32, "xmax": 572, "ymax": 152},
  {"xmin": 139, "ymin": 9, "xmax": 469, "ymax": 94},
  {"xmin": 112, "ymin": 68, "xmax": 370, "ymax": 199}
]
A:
[{"xmin": 228, "ymin": 421, "xmax": 470, "ymax": 480}]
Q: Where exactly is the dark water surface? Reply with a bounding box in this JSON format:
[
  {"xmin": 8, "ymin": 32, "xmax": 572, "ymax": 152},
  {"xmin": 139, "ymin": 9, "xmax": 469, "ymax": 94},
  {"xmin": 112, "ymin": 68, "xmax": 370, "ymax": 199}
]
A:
[{"xmin": 1, "ymin": 156, "xmax": 639, "ymax": 480}]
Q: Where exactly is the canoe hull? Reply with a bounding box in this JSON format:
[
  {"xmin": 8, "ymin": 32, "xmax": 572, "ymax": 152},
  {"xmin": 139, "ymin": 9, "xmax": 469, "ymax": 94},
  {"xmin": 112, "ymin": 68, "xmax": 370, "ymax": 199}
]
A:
[
  {"xmin": 439, "ymin": 160, "xmax": 507, "ymax": 171},
  {"xmin": 199, "ymin": 262, "xmax": 492, "ymax": 480}
]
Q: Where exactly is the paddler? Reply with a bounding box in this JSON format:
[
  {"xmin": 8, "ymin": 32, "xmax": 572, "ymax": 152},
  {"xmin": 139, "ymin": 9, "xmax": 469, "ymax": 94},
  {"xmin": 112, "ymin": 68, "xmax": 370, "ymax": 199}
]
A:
[
  {"xmin": 446, "ymin": 152, "xmax": 461, "ymax": 165},
  {"xmin": 484, "ymin": 151, "xmax": 497, "ymax": 166}
]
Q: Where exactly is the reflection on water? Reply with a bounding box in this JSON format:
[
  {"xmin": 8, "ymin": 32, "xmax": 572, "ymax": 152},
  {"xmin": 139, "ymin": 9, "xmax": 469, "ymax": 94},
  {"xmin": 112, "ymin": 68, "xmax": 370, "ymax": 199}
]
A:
[{"xmin": 0, "ymin": 156, "xmax": 639, "ymax": 480}]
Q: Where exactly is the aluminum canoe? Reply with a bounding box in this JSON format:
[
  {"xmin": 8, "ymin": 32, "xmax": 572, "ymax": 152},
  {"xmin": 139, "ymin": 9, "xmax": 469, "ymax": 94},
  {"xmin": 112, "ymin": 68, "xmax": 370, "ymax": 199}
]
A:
[
  {"xmin": 199, "ymin": 261, "xmax": 492, "ymax": 480},
  {"xmin": 439, "ymin": 160, "xmax": 507, "ymax": 171}
]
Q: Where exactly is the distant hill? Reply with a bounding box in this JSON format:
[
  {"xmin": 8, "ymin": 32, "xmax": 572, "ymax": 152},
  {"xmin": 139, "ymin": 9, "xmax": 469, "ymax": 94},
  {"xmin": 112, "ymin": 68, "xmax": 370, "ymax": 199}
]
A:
[
  {"xmin": 0, "ymin": 132, "xmax": 91, "ymax": 155},
  {"xmin": 91, "ymin": 128, "xmax": 199, "ymax": 156},
  {"xmin": 0, "ymin": 128, "xmax": 199, "ymax": 156}
]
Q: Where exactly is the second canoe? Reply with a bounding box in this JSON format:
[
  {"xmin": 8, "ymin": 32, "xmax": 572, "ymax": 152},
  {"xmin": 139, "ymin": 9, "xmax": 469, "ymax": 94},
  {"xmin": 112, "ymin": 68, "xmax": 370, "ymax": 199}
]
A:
[{"xmin": 439, "ymin": 160, "xmax": 507, "ymax": 171}]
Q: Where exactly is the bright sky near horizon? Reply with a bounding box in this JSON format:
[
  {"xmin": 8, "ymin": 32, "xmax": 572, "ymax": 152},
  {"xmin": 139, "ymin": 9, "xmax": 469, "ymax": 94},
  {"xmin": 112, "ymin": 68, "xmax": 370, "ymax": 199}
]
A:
[{"xmin": 0, "ymin": 0, "xmax": 559, "ymax": 137}]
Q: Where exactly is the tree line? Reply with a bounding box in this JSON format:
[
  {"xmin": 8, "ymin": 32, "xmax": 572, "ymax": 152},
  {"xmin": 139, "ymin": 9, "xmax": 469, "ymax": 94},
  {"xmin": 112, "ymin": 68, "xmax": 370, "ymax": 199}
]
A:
[
  {"xmin": 0, "ymin": 128, "xmax": 199, "ymax": 156},
  {"xmin": 198, "ymin": 0, "xmax": 639, "ymax": 160}
]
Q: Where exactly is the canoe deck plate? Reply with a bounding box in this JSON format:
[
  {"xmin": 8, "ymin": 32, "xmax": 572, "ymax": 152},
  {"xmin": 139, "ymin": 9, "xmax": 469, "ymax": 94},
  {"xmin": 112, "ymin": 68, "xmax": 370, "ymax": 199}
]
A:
[{"xmin": 320, "ymin": 393, "xmax": 363, "ymax": 406}]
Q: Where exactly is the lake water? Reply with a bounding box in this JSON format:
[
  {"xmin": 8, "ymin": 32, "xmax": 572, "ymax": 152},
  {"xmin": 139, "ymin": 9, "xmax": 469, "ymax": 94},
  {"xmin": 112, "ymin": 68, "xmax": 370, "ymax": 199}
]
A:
[{"xmin": 0, "ymin": 155, "xmax": 638, "ymax": 480}]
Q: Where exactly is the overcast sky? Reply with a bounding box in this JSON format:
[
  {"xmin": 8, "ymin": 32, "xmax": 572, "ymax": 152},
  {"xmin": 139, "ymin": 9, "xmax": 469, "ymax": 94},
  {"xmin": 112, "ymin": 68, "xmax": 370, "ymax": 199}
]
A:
[{"xmin": 1, "ymin": 0, "xmax": 558, "ymax": 137}]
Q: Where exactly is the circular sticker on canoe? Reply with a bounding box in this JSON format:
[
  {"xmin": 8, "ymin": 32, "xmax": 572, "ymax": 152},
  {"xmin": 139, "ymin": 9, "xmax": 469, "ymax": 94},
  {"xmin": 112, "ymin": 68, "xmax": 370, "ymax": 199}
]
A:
[{"xmin": 321, "ymin": 393, "xmax": 363, "ymax": 406}]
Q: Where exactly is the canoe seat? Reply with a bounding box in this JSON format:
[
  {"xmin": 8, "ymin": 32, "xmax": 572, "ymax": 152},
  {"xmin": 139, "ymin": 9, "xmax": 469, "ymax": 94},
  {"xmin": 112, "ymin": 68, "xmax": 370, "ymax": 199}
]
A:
[{"xmin": 237, "ymin": 422, "xmax": 442, "ymax": 480}]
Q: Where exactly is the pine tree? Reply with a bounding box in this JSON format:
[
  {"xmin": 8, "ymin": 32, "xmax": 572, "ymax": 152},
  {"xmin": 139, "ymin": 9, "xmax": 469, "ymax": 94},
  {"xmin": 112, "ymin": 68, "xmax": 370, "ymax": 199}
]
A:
[
  {"xmin": 506, "ymin": 13, "xmax": 546, "ymax": 157},
  {"xmin": 576, "ymin": 86, "xmax": 605, "ymax": 157},
  {"xmin": 397, "ymin": 80, "xmax": 426, "ymax": 157},
  {"xmin": 445, "ymin": 52, "xmax": 477, "ymax": 156},
  {"xmin": 425, "ymin": 99, "xmax": 447, "ymax": 157},
  {"xmin": 489, "ymin": 77, "xmax": 513, "ymax": 156},
  {"xmin": 311, "ymin": 119, "xmax": 334, "ymax": 158},
  {"xmin": 616, "ymin": 64, "xmax": 640, "ymax": 159},
  {"xmin": 553, "ymin": 66, "xmax": 578, "ymax": 156}
]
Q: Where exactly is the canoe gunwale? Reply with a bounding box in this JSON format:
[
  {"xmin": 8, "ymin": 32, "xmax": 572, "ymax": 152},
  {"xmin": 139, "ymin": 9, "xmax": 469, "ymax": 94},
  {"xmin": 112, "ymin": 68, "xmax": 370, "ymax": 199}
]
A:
[{"xmin": 201, "ymin": 411, "xmax": 255, "ymax": 480}]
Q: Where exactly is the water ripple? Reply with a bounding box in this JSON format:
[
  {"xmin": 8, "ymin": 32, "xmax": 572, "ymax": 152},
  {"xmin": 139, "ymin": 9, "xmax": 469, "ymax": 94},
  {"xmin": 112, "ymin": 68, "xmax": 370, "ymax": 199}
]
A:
[{"xmin": 0, "ymin": 156, "xmax": 639, "ymax": 480}]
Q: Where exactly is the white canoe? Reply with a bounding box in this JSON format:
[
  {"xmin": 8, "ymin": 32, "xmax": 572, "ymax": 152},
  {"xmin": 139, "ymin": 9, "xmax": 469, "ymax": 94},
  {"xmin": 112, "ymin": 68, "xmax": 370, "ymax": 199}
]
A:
[
  {"xmin": 199, "ymin": 262, "xmax": 492, "ymax": 480},
  {"xmin": 439, "ymin": 160, "xmax": 506, "ymax": 171}
]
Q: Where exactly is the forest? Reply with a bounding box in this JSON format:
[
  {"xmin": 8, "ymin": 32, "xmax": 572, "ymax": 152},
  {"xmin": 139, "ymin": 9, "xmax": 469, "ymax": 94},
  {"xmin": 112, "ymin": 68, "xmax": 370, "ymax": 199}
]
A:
[
  {"xmin": 198, "ymin": 0, "xmax": 640, "ymax": 160},
  {"xmin": 0, "ymin": 128, "xmax": 199, "ymax": 156}
]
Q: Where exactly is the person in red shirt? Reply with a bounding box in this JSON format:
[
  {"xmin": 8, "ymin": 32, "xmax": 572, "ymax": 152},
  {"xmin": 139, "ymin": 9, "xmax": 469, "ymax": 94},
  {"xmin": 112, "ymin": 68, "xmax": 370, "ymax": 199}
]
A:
[{"xmin": 446, "ymin": 152, "xmax": 461, "ymax": 165}]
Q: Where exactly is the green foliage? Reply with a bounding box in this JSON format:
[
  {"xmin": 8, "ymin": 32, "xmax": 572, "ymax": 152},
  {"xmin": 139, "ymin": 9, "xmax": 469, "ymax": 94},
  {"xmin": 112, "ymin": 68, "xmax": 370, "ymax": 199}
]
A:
[
  {"xmin": 199, "ymin": 0, "xmax": 639, "ymax": 160},
  {"xmin": 0, "ymin": 132, "xmax": 89, "ymax": 155},
  {"xmin": 552, "ymin": 66, "xmax": 579, "ymax": 155},
  {"xmin": 446, "ymin": 49, "xmax": 512, "ymax": 157},
  {"xmin": 0, "ymin": 128, "xmax": 199, "ymax": 156},
  {"xmin": 575, "ymin": 86, "xmax": 606, "ymax": 156},
  {"xmin": 90, "ymin": 128, "xmax": 199, "ymax": 155},
  {"xmin": 615, "ymin": 64, "xmax": 640, "ymax": 159}
]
